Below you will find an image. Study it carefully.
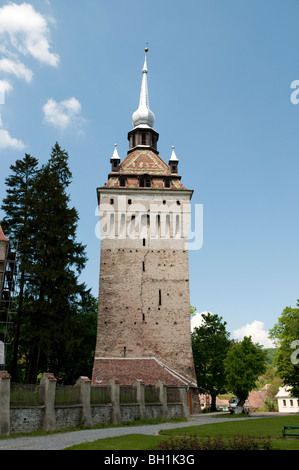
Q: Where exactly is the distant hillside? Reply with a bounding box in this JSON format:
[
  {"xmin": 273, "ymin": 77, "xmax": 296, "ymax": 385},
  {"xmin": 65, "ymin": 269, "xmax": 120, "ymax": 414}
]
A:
[{"xmin": 263, "ymin": 348, "xmax": 276, "ymax": 364}]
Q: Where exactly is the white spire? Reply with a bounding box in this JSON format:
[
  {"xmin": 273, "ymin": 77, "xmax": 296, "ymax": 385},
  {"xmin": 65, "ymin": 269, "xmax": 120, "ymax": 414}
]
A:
[
  {"xmin": 111, "ymin": 143, "xmax": 120, "ymax": 160},
  {"xmin": 132, "ymin": 48, "xmax": 155, "ymax": 129},
  {"xmin": 169, "ymin": 145, "xmax": 179, "ymax": 162}
]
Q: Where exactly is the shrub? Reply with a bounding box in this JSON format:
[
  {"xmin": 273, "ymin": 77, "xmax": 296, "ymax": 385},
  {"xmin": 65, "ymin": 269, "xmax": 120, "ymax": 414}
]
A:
[{"xmin": 157, "ymin": 434, "xmax": 272, "ymax": 450}]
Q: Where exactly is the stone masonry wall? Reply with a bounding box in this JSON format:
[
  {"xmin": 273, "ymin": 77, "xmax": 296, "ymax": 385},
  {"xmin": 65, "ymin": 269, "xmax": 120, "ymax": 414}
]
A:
[{"xmin": 94, "ymin": 191, "xmax": 197, "ymax": 384}]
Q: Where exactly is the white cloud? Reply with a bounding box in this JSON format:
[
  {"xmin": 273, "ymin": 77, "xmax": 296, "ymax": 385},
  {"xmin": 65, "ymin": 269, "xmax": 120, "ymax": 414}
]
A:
[
  {"xmin": 0, "ymin": 114, "xmax": 25, "ymax": 150},
  {"xmin": 233, "ymin": 320, "xmax": 275, "ymax": 348},
  {"xmin": 0, "ymin": 3, "xmax": 59, "ymax": 152},
  {"xmin": 43, "ymin": 97, "xmax": 84, "ymax": 131},
  {"xmin": 0, "ymin": 80, "xmax": 12, "ymax": 104},
  {"xmin": 0, "ymin": 2, "xmax": 59, "ymax": 66},
  {"xmin": 0, "ymin": 58, "xmax": 33, "ymax": 82},
  {"xmin": 191, "ymin": 311, "xmax": 209, "ymax": 331}
]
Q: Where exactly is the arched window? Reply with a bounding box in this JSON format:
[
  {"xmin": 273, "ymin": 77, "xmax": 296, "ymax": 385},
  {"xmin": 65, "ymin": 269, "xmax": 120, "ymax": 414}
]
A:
[
  {"xmin": 139, "ymin": 174, "xmax": 151, "ymax": 188},
  {"xmin": 119, "ymin": 176, "xmax": 126, "ymax": 187},
  {"xmin": 164, "ymin": 177, "xmax": 171, "ymax": 188}
]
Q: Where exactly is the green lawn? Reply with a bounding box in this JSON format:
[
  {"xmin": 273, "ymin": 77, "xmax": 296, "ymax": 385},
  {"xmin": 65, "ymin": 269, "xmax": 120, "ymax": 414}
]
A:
[{"xmin": 65, "ymin": 415, "xmax": 299, "ymax": 450}]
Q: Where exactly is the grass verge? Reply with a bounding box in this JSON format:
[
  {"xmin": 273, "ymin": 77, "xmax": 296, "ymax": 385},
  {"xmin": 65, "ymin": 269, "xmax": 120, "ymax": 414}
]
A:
[{"xmin": 65, "ymin": 415, "xmax": 299, "ymax": 450}]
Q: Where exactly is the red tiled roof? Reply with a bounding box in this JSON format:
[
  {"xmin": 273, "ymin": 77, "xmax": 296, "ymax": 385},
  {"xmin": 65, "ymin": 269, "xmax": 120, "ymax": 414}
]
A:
[
  {"xmin": 0, "ymin": 225, "xmax": 8, "ymax": 242},
  {"xmin": 92, "ymin": 357, "xmax": 196, "ymax": 387},
  {"xmin": 120, "ymin": 149, "xmax": 171, "ymax": 176},
  {"xmin": 247, "ymin": 390, "xmax": 267, "ymax": 410},
  {"xmin": 101, "ymin": 149, "xmax": 188, "ymax": 191}
]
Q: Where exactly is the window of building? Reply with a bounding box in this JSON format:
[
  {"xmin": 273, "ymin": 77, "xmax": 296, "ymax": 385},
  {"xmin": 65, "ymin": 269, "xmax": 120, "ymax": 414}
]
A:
[
  {"xmin": 283, "ymin": 400, "xmax": 286, "ymax": 407},
  {"xmin": 141, "ymin": 133, "xmax": 146, "ymax": 145},
  {"xmin": 164, "ymin": 178, "xmax": 171, "ymax": 188},
  {"xmin": 139, "ymin": 175, "xmax": 151, "ymax": 188},
  {"xmin": 159, "ymin": 289, "xmax": 162, "ymax": 306},
  {"xmin": 119, "ymin": 176, "xmax": 126, "ymax": 187},
  {"xmin": 132, "ymin": 135, "xmax": 135, "ymax": 147}
]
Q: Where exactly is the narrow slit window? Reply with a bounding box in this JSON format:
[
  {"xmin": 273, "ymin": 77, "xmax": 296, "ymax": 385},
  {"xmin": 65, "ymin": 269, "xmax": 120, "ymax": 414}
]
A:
[
  {"xmin": 159, "ymin": 289, "xmax": 162, "ymax": 306},
  {"xmin": 143, "ymin": 238, "xmax": 146, "ymax": 246},
  {"xmin": 142, "ymin": 261, "xmax": 145, "ymax": 272},
  {"xmin": 175, "ymin": 214, "xmax": 180, "ymax": 236},
  {"xmin": 131, "ymin": 214, "xmax": 135, "ymax": 234},
  {"xmin": 157, "ymin": 214, "xmax": 161, "ymax": 237}
]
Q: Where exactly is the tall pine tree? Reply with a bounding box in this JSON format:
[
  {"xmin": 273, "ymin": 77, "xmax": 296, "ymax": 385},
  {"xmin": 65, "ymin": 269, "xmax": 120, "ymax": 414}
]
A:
[
  {"xmin": 23, "ymin": 143, "xmax": 87, "ymax": 383},
  {"xmin": 1, "ymin": 154, "xmax": 39, "ymax": 379}
]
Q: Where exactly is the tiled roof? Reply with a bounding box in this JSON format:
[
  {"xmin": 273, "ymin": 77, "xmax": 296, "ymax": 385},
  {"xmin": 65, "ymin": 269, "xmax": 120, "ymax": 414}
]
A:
[
  {"xmin": 101, "ymin": 148, "xmax": 188, "ymax": 191},
  {"xmin": 92, "ymin": 357, "xmax": 196, "ymax": 387},
  {"xmin": 247, "ymin": 390, "xmax": 267, "ymax": 410},
  {"xmin": 0, "ymin": 225, "xmax": 9, "ymax": 242},
  {"xmin": 120, "ymin": 149, "xmax": 171, "ymax": 176}
]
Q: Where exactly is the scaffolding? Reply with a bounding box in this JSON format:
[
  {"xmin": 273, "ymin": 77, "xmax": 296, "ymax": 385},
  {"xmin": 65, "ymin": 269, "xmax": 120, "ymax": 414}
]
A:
[{"xmin": 0, "ymin": 234, "xmax": 18, "ymax": 371}]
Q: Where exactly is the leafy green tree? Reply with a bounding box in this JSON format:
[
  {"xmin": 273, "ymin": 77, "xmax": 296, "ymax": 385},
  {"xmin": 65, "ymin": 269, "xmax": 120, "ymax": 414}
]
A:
[
  {"xmin": 191, "ymin": 312, "xmax": 231, "ymax": 411},
  {"xmin": 224, "ymin": 336, "xmax": 266, "ymax": 412},
  {"xmin": 1, "ymin": 154, "xmax": 39, "ymax": 379},
  {"xmin": 269, "ymin": 303, "xmax": 299, "ymax": 397}
]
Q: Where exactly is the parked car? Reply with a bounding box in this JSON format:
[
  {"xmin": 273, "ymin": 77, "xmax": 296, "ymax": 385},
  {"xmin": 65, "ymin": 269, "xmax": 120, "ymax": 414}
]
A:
[
  {"xmin": 229, "ymin": 396, "xmax": 250, "ymax": 414},
  {"xmin": 229, "ymin": 396, "xmax": 239, "ymax": 413}
]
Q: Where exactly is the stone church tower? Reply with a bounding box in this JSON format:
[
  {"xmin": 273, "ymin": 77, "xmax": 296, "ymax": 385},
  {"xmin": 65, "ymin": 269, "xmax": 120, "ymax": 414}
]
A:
[{"xmin": 92, "ymin": 49, "xmax": 198, "ymax": 395}]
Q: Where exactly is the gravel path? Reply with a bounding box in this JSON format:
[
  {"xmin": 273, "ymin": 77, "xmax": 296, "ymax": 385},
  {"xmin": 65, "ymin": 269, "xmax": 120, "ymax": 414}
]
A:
[{"xmin": 0, "ymin": 413, "xmax": 269, "ymax": 450}]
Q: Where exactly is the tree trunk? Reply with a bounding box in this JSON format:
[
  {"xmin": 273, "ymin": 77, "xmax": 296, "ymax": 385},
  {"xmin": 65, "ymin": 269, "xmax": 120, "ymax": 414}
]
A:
[
  {"xmin": 234, "ymin": 398, "xmax": 245, "ymax": 414},
  {"xmin": 211, "ymin": 393, "xmax": 217, "ymax": 412},
  {"xmin": 25, "ymin": 345, "xmax": 41, "ymax": 384}
]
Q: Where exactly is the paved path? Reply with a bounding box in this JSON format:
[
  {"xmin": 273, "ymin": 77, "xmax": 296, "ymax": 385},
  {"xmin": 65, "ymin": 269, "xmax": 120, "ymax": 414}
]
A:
[{"xmin": 0, "ymin": 413, "xmax": 271, "ymax": 450}]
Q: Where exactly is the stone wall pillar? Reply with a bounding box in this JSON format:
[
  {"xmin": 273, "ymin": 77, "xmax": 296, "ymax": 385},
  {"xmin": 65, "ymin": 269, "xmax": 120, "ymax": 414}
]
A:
[
  {"xmin": 155, "ymin": 380, "xmax": 168, "ymax": 418},
  {"xmin": 133, "ymin": 379, "xmax": 145, "ymax": 420},
  {"xmin": 0, "ymin": 371, "xmax": 11, "ymax": 435},
  {"xmin": 75, "ymin": 376, "xmax": 92, "ymax": 427},
  {"xmin": 178, "ymin": 386, "xmax": 190, "ymax": 418},
  {"xmin": 40, "ymin": 372, "xmax": 57, "ymax": 431},
  {"xmin": 107, "ymin": 379, "xmax": 121, "ymax": 424}
]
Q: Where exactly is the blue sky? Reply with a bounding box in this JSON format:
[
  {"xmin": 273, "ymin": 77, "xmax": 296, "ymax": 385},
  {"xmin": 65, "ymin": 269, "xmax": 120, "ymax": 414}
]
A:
[{"xmin": 1, "ymin": 0, "xmax": 299, "ymax": 347}]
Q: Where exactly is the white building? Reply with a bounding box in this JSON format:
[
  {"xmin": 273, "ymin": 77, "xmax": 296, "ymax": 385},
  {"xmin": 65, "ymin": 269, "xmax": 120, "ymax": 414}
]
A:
[{"xmin": 275, "ymin": 386, "xmax": 299, "ymax": 413}]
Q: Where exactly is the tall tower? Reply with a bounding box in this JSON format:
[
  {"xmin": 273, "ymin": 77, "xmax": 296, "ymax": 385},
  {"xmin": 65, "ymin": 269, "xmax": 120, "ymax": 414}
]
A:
[{"xmin": 92, "ymin": 49, "xmax": 197, "ymax": 395}]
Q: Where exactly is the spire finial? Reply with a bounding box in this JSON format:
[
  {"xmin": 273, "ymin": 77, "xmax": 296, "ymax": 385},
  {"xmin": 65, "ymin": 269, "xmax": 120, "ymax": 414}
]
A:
[
  {"xmin": 169, "ymin": 145, "xmax": 179, "ymax": 162},
  {"xmin": 132, "ymin": 47, "xmax": 155, "ymax": 129},
  {"xmin": 111, "ymin": 143, "xmax": 120, "ymax": 160}
]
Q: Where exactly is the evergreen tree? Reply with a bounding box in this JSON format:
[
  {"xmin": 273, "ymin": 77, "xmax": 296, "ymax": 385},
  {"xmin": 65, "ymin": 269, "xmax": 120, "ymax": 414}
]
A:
[
  {"xmin": 1, "ymin": 154, "xmax": 39, "ymax": 379},
  {"xmin": 22, "ymin": 143, "xmax": 87, "ymax": 383}
]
